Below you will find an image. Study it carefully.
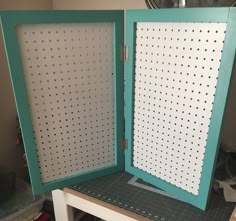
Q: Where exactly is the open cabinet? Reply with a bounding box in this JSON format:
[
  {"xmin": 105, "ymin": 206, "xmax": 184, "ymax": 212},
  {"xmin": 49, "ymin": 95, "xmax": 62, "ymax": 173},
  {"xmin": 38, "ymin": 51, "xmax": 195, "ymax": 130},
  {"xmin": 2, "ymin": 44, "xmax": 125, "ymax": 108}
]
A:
[{"xmin": 0, "ymin": 8, "xmax": 236, "ymax": 211}]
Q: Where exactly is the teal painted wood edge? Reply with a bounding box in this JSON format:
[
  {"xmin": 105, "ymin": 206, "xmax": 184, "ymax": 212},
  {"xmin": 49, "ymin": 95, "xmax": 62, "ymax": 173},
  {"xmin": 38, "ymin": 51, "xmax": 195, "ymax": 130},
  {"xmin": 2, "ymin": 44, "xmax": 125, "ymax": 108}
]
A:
[
  {"xmin": 0, "ymin": 10, "xmax": 125, "ymax": 194},
  {"xmin": 36, "ymin": 166, "xmax": 123, "ymax": 194},
  {"xmin": 0, "ymin": 16, "xmax": 42, "ymax": 192},
  {"xmin": 113, "ymin": 15, "xmax": 125, "ymax": 168},
  {"xmin": 126, "ymin": 7, "xmax": 230, "ymax": 23},
  {"xmin": 125, "ymin": 7, "xmax": 236, "ymax": 210},
  {"xmin": 125, "ymin": 20, "xmax": 136, "ymax": 170},
  {"xmin": 198, "ymin": 7, "xmax": 236, "ymax": 209},
  {"xmin": 0, "ymin": 10, "xmax": 124, "ymax": 24}
]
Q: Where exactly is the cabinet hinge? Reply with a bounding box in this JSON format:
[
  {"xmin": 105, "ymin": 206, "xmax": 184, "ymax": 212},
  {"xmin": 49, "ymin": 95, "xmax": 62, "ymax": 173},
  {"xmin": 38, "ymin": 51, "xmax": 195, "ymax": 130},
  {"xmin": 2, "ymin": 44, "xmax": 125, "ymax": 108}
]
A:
[
  {"xmin": 121, "ymin": 138, "xmax": 128, "ymax": 150},
  {"xmin": 121, "ymin": 45, "xmax": 128, "ymax": 61}
]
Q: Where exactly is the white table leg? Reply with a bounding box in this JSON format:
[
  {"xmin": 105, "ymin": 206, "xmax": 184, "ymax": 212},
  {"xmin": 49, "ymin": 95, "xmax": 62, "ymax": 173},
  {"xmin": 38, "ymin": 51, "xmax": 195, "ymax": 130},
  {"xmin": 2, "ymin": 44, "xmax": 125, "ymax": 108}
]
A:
[{"xmin": 52, "ymin": 189, "xmax": 74, "ymax": 221}]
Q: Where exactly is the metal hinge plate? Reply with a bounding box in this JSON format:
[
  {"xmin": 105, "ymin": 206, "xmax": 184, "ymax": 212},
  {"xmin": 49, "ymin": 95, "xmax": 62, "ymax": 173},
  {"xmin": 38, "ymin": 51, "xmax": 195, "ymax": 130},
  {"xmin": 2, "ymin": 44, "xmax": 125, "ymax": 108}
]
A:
[{"xmin": 121, "ymin": 45, "xmax": 128, "ymax": 61}]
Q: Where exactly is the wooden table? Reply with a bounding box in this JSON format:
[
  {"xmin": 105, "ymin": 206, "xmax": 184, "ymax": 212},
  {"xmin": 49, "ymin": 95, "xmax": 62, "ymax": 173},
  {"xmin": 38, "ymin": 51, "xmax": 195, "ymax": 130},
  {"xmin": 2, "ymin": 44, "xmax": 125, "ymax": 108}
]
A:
[
  {"xmin": 52, "ymin": 188, "xmax": 150, "ymax": 221},
  {"xmin": 51, "ymin": 172, "xmax": 236, "ymax": 221}
]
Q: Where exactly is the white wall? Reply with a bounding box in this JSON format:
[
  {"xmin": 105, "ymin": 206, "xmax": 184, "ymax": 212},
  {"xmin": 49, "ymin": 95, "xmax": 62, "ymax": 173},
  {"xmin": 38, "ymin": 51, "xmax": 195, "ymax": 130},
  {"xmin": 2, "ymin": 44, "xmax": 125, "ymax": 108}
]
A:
[
  {"xmin": 53, "ymin": 0, "xmax": 147, "ymax": 10},
  {"xmin": 0, "ymin": 0, "xmax": 52, "ymax": 10},
  {"xmin": 0, "ymin": 0, "xmax": 52, "ymax": 178}
]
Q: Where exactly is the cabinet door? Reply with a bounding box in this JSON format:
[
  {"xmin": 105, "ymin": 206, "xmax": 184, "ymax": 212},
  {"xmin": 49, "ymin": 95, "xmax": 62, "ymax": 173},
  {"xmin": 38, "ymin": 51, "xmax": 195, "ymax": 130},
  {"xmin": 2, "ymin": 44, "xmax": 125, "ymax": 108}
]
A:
[
  {"xmin": 125, "ymin": 8, "xmax": 236, "ymax": 210},
  {"xmin": 1, "ymin": 10, "xmax": 124, "ymax": 194}
]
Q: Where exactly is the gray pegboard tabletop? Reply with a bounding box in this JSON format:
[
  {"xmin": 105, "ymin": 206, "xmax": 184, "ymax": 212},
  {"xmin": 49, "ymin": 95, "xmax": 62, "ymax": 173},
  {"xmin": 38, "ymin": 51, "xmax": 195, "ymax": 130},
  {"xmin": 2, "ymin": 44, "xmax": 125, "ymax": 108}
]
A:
[{"xmin": 69, "ymin": 172, "xmax": 235, "ymax": 221}]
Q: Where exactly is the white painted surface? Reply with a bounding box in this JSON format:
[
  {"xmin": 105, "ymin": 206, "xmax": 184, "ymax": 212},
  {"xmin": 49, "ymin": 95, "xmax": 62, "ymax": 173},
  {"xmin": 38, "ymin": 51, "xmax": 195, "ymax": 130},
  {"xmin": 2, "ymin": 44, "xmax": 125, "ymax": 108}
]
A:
[
  {"xmin": 16, "ymin": 23, "xmax": 115, "ymax": 183},
  {"xmin": 52, "ymin": 190, "xmax": 74, "ymax": 221},
  {"xmin": 52, "ymin": 189, "xmax": 140, "ymax": 221},
  {"xmin": 133, "ymin": 22, "xmax": 226, "ymax": 195}
]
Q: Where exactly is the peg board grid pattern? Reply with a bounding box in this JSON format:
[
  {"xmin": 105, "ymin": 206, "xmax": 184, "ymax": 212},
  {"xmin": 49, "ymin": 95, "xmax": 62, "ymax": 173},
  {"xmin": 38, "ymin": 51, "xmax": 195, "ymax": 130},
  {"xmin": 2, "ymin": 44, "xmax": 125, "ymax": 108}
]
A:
[
  {"xmin": 16, "ymin": 23, "xmax": 115, "ymax": 183},
  {"xmin": 133, "ymin": 22, "xmax": 226, "ymax": 195}
]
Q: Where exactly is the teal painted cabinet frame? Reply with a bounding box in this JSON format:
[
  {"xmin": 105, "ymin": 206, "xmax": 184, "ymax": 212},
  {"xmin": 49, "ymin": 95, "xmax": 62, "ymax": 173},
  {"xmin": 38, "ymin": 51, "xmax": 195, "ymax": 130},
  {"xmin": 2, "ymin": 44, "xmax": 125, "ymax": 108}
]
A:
[
  {"xmin": 125, "ymin": 7, "xmax": 236, "ymax": 210},
  {"xmin": 1, "ymin": 8, "xmax": 236, "ymax": 211},
  {"xmin": 0, "ymin": 10, "xmax": 125, "ymax": 194}
]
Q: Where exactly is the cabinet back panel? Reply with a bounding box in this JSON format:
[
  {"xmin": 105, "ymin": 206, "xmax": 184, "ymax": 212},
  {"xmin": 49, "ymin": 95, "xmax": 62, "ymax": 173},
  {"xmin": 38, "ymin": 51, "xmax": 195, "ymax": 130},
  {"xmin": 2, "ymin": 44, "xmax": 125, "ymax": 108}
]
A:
[{"xmin": 133, "ymin": 22, "xmax": 226, "ymax": 195}]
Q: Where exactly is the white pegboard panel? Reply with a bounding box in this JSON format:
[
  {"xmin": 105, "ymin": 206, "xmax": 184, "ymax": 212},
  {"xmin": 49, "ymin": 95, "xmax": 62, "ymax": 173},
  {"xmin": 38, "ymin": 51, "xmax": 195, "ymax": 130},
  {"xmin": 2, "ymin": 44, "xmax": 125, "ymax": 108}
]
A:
[
  {"xmin": 133, "ymin": 22, "xmax": 226, "ymax": 195},
  {"xmin": 16, "ymin": 23, "xmax": 115, "ymax": 183}
]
